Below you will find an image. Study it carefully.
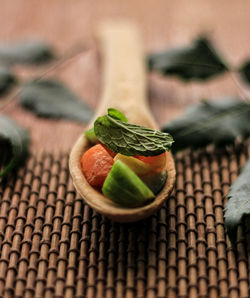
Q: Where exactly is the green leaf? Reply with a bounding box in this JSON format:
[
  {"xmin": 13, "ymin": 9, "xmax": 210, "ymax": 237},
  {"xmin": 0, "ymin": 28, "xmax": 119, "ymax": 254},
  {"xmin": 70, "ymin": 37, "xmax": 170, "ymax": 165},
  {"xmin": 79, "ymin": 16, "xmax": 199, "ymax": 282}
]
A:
[
  {"xmin": 107, "ymin": 108, "xmax": 128, "ymax": 122},
  {"xmin": 19, "ymin": 79, "xmax": 93, "ymax": 123},
  {"xmin": 239, "ymin": 60, "xmax": 250, "ymax": 84},
  {"xmin": 85, "ymin": 109, "xmax": 127, "ymax": 143},
  {"xmin": 224, "ymin": 159, "xmax": 250, "ymax": 245},
  {"xmin": 148, "ymin": 37, "xmax": 228, "ymax": 81},
  {"xmin": 85, "ymin": 128, "xmax": 98, "ymax": 143},
  {"xmin": 162, "ymin": 98, "xmax": 250, "ymax": 152},
  {"xmin": 94, "ymin": 110, "xmax": 174, "ymax": 156},
  {"xmin": 0, "ymin": 66, "xmax": 16, "ymax": 95},
  {"xmin": 0, "ymin": 40, "xmax": 54, "ymax": 64},
  {"xmin": 0, "ymin": 115, "xmax": 30, "ymax": 178}
]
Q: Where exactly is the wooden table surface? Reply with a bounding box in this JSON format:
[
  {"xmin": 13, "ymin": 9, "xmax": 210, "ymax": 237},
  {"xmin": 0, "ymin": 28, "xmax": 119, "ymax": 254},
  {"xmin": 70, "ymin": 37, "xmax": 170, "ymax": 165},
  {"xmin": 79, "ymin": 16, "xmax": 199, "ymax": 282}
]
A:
[{"xmin": 1, "ymin": 0, "xmax": 250, "ymax": 152}]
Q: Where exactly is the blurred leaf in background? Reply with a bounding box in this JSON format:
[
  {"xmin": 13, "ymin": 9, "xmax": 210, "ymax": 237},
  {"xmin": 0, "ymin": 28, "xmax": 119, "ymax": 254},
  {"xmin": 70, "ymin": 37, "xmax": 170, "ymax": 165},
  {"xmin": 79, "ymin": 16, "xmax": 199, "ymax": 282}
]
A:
[
  {"xmin": 148, "ymin": 37, "xmax": 228, "ymax": 81},
  {"xmin": 0, "ymin": 115, "xmax": 30, "ymax": 179},
  {"xmin": 19, "ymin": 79, "xmax": 93, "ymax": 123},
  {"xmin": 0, "ymin": 40, "xmax": 54, "ymax": 65},
  {"xmin": 0, "ymin": 66, "xmax": 16, "ymax": 95},
  {"xmin": 239, "ymin": 60, "xmax": 250, "ymax": 84},
  {"xmin": 224, "ymin": 159, "xmax": 250, "ymax": 245},
  {"xmin": 161, "ymin": 98, "xmax": 250, "ymax": 152}
]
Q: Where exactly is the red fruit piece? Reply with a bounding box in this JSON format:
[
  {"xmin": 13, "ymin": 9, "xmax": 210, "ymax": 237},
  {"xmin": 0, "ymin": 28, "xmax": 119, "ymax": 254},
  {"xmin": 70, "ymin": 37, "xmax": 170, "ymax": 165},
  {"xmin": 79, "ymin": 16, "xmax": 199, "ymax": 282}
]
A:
[
  {"xmin": 81, "ymin": 144, "xmax": 114, "ymax": 188},
  {"xmin": 135, "ymin": 152, "xmax": 166, "ymax": 171}
]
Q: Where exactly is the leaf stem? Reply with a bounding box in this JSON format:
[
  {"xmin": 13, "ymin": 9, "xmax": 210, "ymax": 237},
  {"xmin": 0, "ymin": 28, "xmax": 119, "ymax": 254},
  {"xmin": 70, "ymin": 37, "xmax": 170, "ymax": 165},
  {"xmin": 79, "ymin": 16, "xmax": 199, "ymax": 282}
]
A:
[{"xmin": 227, "ymin": 70, "xmax": 250, "ymax": 103}]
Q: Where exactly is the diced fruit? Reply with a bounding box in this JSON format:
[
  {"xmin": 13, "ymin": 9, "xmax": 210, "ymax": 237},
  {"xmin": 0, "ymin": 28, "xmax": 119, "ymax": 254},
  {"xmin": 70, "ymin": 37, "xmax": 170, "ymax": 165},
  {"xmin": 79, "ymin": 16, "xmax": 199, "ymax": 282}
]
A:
[
  {"xmin": 102, "ymin": 160, "xmax": 155, "ymax": 207},
  {"xmin": 140, "ymin": 170, "xmax": 168, "ymax": 195},
  {"xmin": 135, "ymin": 152, "xmax": 166, "ymax": 171},
  {"xmin": 85, "ymin": 128, "xmax": 98, "ymax": 144},
  {"xmin": 100, "ymin": 143, "xmax": 116, "ymax": 158},
  {"xmin": 114, "ymin": 153, "xmax": 152, "ymax": 175},
  {"xmin": 114, "ymin": 154, "xmax": 167, "ymax": 195},
  {"xmin": 81, "ymin": 144, "xmax": 114, "ymax": 188}
]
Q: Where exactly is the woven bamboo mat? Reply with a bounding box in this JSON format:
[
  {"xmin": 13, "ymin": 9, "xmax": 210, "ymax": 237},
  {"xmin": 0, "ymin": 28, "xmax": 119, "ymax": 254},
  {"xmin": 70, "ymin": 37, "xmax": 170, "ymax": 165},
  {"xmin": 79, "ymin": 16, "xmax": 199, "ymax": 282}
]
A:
[{"xmin": 0, "ymin": 142, "xmax": 249, "ymax": 298}]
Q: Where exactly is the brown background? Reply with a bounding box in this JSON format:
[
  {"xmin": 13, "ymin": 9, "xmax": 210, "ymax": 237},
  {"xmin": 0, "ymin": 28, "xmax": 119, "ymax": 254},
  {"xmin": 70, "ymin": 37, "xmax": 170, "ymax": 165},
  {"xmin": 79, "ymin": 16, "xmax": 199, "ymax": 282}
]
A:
[{"xmin": 1, "ymin": 0, "xmax": 250, "ymax": 152}]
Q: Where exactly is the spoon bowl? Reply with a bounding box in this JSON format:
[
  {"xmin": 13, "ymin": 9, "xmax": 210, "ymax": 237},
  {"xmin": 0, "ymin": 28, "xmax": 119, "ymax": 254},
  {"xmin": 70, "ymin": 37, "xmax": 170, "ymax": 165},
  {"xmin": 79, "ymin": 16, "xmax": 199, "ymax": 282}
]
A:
[{"xmin": 69, "ymin": 21, "xmax": 176, "ymax": 222}]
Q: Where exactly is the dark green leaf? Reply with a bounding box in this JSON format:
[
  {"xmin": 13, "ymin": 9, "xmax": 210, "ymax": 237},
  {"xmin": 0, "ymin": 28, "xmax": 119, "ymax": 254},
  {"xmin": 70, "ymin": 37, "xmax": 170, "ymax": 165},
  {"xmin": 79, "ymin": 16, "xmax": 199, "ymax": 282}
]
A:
[
  {"xmin": 19, "ymin": 79, "xmax": 93, "ymax": 123},
  {"xmin": 162, "ymin": 98, "xmax": 250, "ymax": 152},
  {"xmin": 94, "ymin": 110, "xmax": 174, "ymax": 156},
  {"xmin": 85, "ymin": 109, "xmax": 127, "ymax": 143},
  {"xmin": 224, "ymin": 159, "xmax": 250, "ymax": 245},
  {"xmin": 148, "ymin": 37, "xmax": 228, "ymax": 81},
  {"xmin": 108, "ymin": 108, "xmax": 128, "ymax": 122},
  {"xmin": 0, "ymin": 40, "xmax": 54, "ymax": 64},
  {"xmin": 0, "ymin": 66, "xmax": 16, "ymax": 95},
  {"xmin": 0, "ymin": 115, "xmax": 30, "ymax": 178},
  {"xmin": 239, "ymin": 60, "xmax": 250, "ymax": 84}
]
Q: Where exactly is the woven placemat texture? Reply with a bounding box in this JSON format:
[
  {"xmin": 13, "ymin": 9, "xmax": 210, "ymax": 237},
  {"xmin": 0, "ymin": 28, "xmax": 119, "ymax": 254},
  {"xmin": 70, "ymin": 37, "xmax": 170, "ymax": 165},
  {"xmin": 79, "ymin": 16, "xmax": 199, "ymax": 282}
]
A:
[{"xmin": 0, "ymin": 143, "xmax": 250, "ymax": 298}]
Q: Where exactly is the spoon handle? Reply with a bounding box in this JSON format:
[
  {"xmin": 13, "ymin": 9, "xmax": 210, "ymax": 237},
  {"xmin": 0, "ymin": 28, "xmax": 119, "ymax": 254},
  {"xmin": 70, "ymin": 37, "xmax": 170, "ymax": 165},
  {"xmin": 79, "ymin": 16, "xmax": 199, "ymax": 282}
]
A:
[
  {"xmin": 69, "ymin": 20, "xmax": 176, "ymax": 223},
  {"xmin": 93, "ymin": 21, "xmax": 158, "ymax": 129}
]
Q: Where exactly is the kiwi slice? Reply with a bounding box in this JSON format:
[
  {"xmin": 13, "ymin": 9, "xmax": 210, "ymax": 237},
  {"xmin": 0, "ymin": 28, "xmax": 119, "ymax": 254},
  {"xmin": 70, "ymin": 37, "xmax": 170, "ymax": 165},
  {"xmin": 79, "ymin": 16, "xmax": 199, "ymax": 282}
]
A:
[
  {"xmin": 102, "ymin": 160, "xmax": 155, "ymax": 207},
  {"xmin": 140, "ymin": 170, "xmax": 168, "ymax": 195},
  {"xmin": 84, "ymin": 127, "xmax": 98, "ymax": 143}
]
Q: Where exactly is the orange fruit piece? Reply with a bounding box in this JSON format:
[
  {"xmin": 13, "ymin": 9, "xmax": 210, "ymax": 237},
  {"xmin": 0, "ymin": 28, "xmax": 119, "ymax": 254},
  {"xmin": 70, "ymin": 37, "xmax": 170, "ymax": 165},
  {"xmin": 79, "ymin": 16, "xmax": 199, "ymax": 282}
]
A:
[
  {"xmin": 135, "ymin": 153, "xmax": 166, "ymax": 171},
  {"xmin": 114, "ymin": 153, "xmax": 152, "ymax": 175},
  {"xmin": 81, "ymin": 144, "xmax": 114, "ymax": 188}
]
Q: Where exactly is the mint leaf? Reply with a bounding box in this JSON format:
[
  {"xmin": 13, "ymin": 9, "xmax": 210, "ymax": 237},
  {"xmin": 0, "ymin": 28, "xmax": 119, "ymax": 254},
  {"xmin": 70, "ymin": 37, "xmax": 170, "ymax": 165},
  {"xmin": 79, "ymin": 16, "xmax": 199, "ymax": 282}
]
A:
[
  {"xmin": 0, "ymin": 66, "xmax": 16, "ymax": 95},
  {"xmin": 94, "ymin": 111, "xmax": 174, "ymax": 156},
  {"xmin": 0, "ymin": 40, "xmax": 54, "ymax": 65},
  {"xmin": 148, "ymin": 37, "xmax": 227, "ymax": 81},
  {"xmin": 85, "ymin": 109, "xmax": 127, "ymax": 143},
  {"xmin": 108, "ymin": 108, "xmax": 128, "ymax": 122},
  {"xmin": 239, "ymin": 60, "xmax": 250, "ymax": 84},
  {"xmin": 19, "ymin": 79, "xmax": 93, "ymax": 123},
  {"xmin": 224, "ymin": 159, "xmax": 250, "ymax": 245},
  {"xmin": 0, "ymin": 115, "xmax": 30, "ymax": 178},
  {"xmin": 162, "ymin": 98, "xmax": 250, "ymax": 152}
]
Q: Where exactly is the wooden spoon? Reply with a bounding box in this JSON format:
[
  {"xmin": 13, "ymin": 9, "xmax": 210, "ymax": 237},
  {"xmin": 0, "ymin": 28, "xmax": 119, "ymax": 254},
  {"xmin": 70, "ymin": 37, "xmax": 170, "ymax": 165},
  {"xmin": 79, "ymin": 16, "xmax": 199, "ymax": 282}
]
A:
[{"xmin": 69, "ymin": 21, "xmax": 176, "ymax": 222}]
